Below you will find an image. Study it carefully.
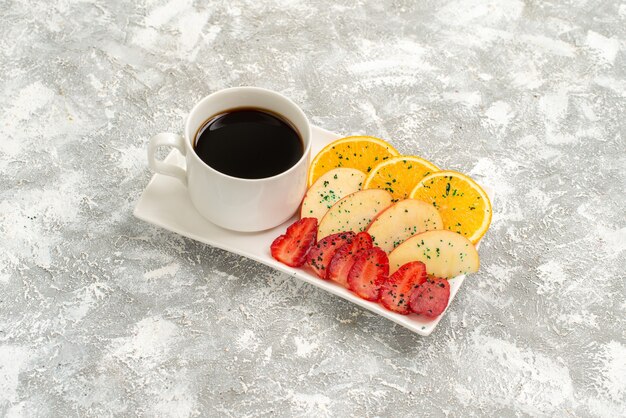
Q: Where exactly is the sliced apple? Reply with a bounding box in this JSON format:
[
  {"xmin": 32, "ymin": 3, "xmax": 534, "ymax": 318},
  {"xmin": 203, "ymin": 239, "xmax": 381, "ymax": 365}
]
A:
[
  {"xmin": 300, "ymin": 168, "xmax": 366, "ymax": 222},
  {"xmin": 366, "ymin": 199, "xmax": 443, "ymax": 253},
  {"xmin": 388, "ymin": 230, "xmax": 479, "ymax": 278},
  {"xmin": 318, "ymin": 189, "xmax": 393, "ymax": 239}
]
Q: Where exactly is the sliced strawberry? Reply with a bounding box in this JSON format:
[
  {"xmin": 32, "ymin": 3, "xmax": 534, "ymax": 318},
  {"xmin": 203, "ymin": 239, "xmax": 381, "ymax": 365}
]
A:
[
  {"xmin": 409, "ymin": 277, "xmax": 450, "ymax": 318},
  {"xmin": 270, "ymin": 218, "xmax": 318, "ymax": 267},
  {"xmin": 305, "ymin": 231, "xmax": 355, "ymax": 279},
  {"xmin": 380, "ymin": 261, "xmax": 427, "ymax": 315},
  {"xmin": 347, "ymin": 247, "xmax": 389, "ymax": 301},
  {"xmin": 327, "ymin": 232, "xmax": 373, "ymax": 287}
]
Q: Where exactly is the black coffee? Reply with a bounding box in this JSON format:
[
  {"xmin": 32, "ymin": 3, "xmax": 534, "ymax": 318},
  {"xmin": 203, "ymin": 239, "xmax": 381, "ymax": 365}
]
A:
[{"xmin": 194, "ymin": 108, "xmax": 303, "ymax": 179}]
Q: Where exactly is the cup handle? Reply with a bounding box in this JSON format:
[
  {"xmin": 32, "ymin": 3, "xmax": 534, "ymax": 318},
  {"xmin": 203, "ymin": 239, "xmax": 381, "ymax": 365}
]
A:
[{"xmin": 147, "ymin": 133, "xmax": 187, "ymax": 185}]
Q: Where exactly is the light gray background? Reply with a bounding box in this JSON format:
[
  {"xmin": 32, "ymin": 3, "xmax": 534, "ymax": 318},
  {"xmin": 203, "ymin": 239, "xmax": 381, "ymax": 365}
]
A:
[{"xmin": 1, "ymin": 0, "xmax": 625, "ymax": 416}]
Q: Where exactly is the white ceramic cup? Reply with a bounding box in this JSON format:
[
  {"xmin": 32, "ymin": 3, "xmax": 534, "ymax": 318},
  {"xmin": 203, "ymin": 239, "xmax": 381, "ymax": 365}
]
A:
[{"xmin": 147, "ymin": 87, "xmax": 311, "ymax": 232}]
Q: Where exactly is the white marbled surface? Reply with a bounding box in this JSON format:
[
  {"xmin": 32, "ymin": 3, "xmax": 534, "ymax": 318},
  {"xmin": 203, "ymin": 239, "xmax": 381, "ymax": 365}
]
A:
[{"xmin": 1, "ymin": 0, "xmax": 625, "ymax": 416}]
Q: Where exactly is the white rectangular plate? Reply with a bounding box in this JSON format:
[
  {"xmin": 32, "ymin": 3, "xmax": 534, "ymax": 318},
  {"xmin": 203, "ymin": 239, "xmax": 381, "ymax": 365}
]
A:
[{"xmin": 134, "ymin": 125, "xmax": 492, "ymax": 336}]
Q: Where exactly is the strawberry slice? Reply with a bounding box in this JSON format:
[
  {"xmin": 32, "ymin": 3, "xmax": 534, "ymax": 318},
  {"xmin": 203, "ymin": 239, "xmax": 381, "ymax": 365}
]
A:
[
  {"xmin": 380, "ymin": 261, "xmax": 427, "ymax": 314},
  {"xmin": 347, "ymin": 247, "xmax": 389, "ymax": 301},
  {"xmin": 409, "ymin": 277, "xmax": 450, "ymax": 318},
  {"xmin": 327, "ymin": 232, "xmax": 373, "ymax": 287},
  {"xmin": 270, "ymin": 218, "xmax": 318, "ymax": 267},
  {"xmin": 305, "ymin": 231, "xmax": 356, "ymax": 279}
]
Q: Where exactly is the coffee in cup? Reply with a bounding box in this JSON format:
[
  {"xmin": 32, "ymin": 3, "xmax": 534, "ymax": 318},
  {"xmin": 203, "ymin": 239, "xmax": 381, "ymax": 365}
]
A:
[
  {"xmin": 193, "ymin": 108, "xmax": 303, "ymax": 179},
  {"xmin": 147, "ymin": 87, "xmax": 312, "ymax": 232}
]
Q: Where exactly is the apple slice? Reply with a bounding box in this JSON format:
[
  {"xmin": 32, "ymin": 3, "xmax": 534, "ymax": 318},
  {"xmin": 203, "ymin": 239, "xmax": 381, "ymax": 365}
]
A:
[
  {"xmin": 318, "ymin": 189, "xmax": 393, "ymax": 239},
  {"xmin": 388, "ymin": 230, "xmax": 479, "ymax": 278},
  {"xmin": 366, "ymin": 199, "xmax": 443, "ymax": 253},
  {"xmin": 300, "ymin": 168, "xmax": 366, "ymax": 222}
]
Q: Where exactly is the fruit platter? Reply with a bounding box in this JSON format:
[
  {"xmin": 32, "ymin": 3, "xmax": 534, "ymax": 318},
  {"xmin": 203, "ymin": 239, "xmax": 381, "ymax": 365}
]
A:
[
  {"xmin": 135, "ymin": 126, "xmax": 492, "ymax": 335},
  {"xmin": 270, "ymin": 134, "xmax": 492, "ymax": 320}
]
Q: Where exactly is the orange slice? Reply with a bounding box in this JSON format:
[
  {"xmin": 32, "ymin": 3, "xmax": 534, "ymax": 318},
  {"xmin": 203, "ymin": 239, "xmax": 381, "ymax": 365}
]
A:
[
  {"xmin": 307, "ymin": 136, "xmax": 399, "ymax": 187},
  {"xmin": 363, "ymin": 155, "xmax": 439, "ymax": 201},
  {"xmin": 409, "ymin": 170, "xmax": 492, "ymax": 244}
]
